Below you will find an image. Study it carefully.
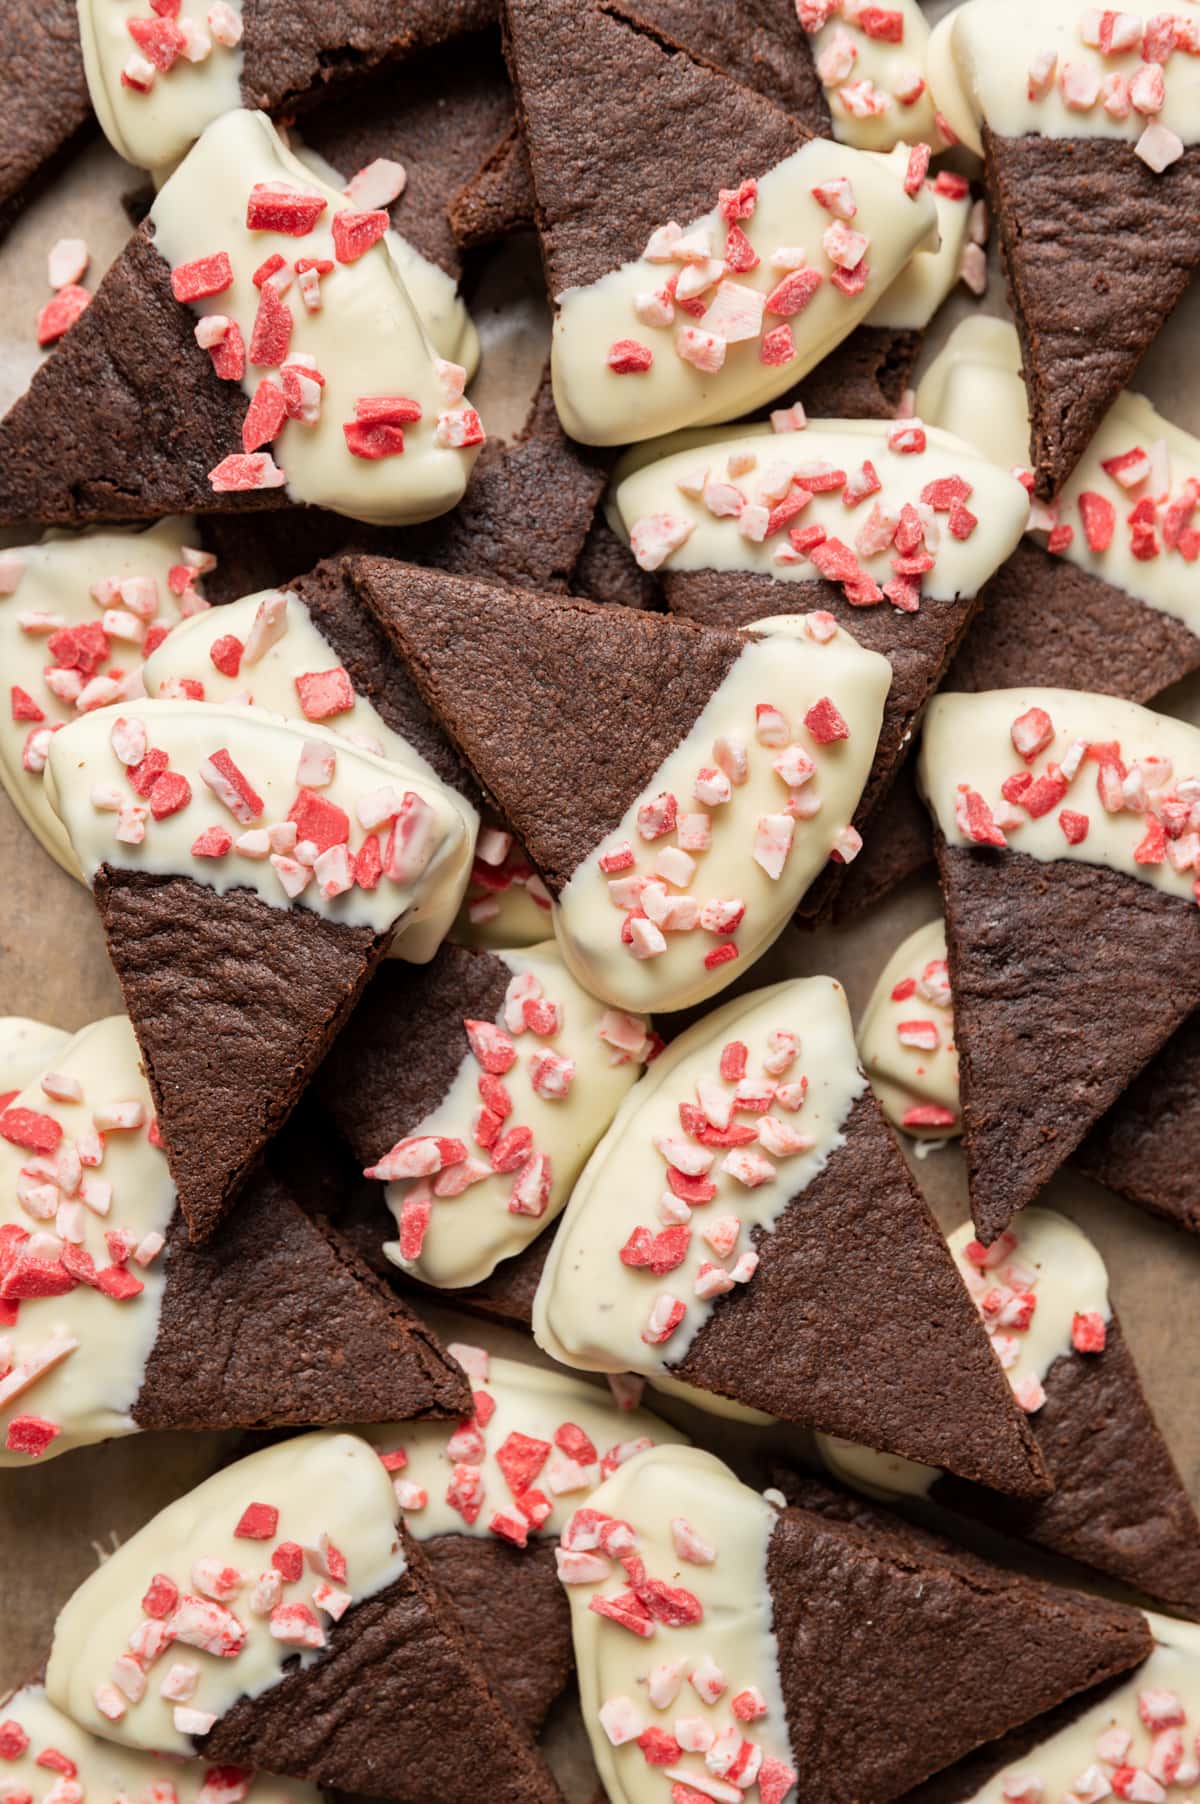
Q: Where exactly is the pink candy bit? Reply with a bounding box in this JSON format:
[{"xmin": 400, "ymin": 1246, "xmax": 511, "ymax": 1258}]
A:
[
  {"xmin": 955, "ymin": 785, "xmax": 1008, "ymax": 849},
  {"xmin": 1136, "ymin": 122, "xmax": 1184, "ymax": 172},
  {"xmin": 642, "ymin": 1294, "xmax": 686, "ymax": 1344},
  {"xmin": 344, "ymin": 156, "xmax": 407, "ymax": 209},
  {"xmin": 234, "ymin": 1501, "xmax": 279, "ymax": 1540},
  {"xmin": 246, "ymin": 185, "xmax": 327, "ymax": 235},
  {"xmin": 208, "ymin": 453, "xmax": 286, "ymax": 493},
  {"xmin": 269, "ymin": 1602, "xmax": 326, "ymax": 1649},
  {"xmin": 294, "ymin": 666, "xmax": 355, "ymax": 721},
  {"xmin": 168, "ymin": 1594, "xmax": 247, "ymax": 1658},
  {"xmin": 803, "ymin": 696, "xmax": 850, "ymax": 744},
  {"xmin": 903, "ymin": 143, "xmax": 931, "ymax": 197},
  {"xmin": 200, "ymin": 748, "xmax": 264, "ymax": 824},
  {"xmin": 608, "ymin": 338, "xmax": 654, "ymax": 374},
  {"xmin": 332, "ymin": 209, "xmax": 389, "ymax": 263},
  {"xmin": 36, "ymin": 285, "xmax": 90, "ymax": 347},
  {"xmin": 630, "ymin": 513, "xmax": 694, "ymax": 572},
  {"xmin": 589, "ymin": 1589, "xmax": 656, "ymax": 1637},
  {"xmin": 1072, "ymin": 1310, "xmax": 1107, "ymax": 1353},
  {"xmin": 47, "ymin": 237, "xmax": 88, "ymax": 291}
]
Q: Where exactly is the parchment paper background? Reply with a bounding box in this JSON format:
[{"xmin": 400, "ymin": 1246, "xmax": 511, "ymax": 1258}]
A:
[{"xmin": 1, "ymin": 15, "xmax": 1199, "ymax": 1794}]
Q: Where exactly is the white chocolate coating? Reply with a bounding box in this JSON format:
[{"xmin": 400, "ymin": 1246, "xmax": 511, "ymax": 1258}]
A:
[
  {"xmin": 0, "ymin": 1017, "xmax": 176, "ymax": 1466},
  {"xmin": 818, "ymin": 1207, "xmax": 1112, "ymax": 1499},
  {"xmin": 452, "ymin": 852, "xmax": 555, "ymax": 950},
  {"xmin": 553, "ymin": 620, "xmax": 891, "ymax": 1014},
  {"xmin": 78, "ymin": 0, "xmax": 244, "ymax": 177},
  {"xmin": 534, "ymin": 977, "xmax": 867, "ymax": 1388},
  {"xmin": 614, "ymin": 421, "xmax": 1029, "ymax": 600},
  {"xmin": 142, "ymin": 589, "xmax": 479, "ymax": 961},
  {"xmin": 552, "ymin": 141, "xmax": 936, "ymax": 446},
  {"xmin": 377, "ymin": 942, "xmax": 649, "ymax": 1289},
  {"xmin": 0, "ymin": 1018, "xmax": 72, "ymax": 1094},
  {"xmin": 806, "ymin": 0, "xmax": 945, "ymax": 152},
  {"xmin": 0, "ymin": 520, "xmax": 198, "ymax": 880},
  {"xmin": 866, "ymin": 183, "xmax": 972, "ymax": 330},
  {"xmin": 918, "ymin": 316, "xmax": 1200, "ymax": 635},
  {"xmin": 46, "ymin": 698, "xmax": 467, "ymax": 938},
  {"xmin": 149, "ymin": 110, "xmax": 479, "ymax": 525},
  {"xmin": 962, "ymin": 1611, "xmax": 1200, "ymax": 1803},
  {"xmin": 928, "ymin": 0, "xmax": 1200, "ymax": 157},
  {"xmin": 0, "ymin": 1682, "xmax": 322, "ymax": 1804},
  {"xmin": 47, "ymin": 1432, "xmax": 406, "ymax": 1752},
  {"xmin": 920, "ymin": 687, "xmax": 1200, "ymax": 902},
  {"xmin": 858, "ymin": 918, "xmax": 959, "ymax": 1137},
  {"xmin": 567, "ymin": 1445, "xmax": 795, "ymax": 1804},
  {"xmin": 362, "ymin": 1354, "xmax": 687, "ymax": 1541}
]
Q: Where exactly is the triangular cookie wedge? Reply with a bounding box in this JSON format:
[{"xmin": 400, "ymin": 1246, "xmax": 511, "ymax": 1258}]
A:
[
  {"xmin": 503, "ymin": 0, "xmax": 936, "ymax": 445},
  {"xmin": 564, "ymin": 1444, "xmax": 1150, "ymax": 1804},
  {"xmin": 0, "ymin": 0, "xmax": 91, "ymax": 242},
  {"xmin": 929, "ymin": 0, "xmax": 1200, "ymax": 498},
  {"xmin": 364, "ymin": 1348, "xmax": 686, "ymax": 1733},
  {"xmin": 0, "ymin": 1015, "xmax": 468, "ymax": 1465},
  {"xmin": 898, "ymin": 1610, "xmax": 1200, "ymax": 1804},
  {"xmin": 315, "ymin": 939, "xmax": 652, "ymax": 1288},
  {"xmin": 920, "ymin": 318, "xmax": 1200, "ymax": 704},
  {"xmin": 43, "ymin": 1432, "xmax": 564, "ymax": 1804},
  {"xmin": 45, "ymin": 698, "xmax": 469, "ymax": 1242},
  {"xmin": 0, "ymin": 110, "xmax": 482, "ymax": 532},
  {"xmin": 817, "ymin": 1209, "xmax": 1200, "ymax": 1617},
  {"xmin": 1077, "ymin": 1009, "xmax": 1200, "ymax": 1235},
  {"xmin": 353, "ymin": 556, "xmax": 893, "ymax": 1013},
  {"xmin": 919, "ymin": 687, "xmax": 1200, "ymax": 1243},
  {"xmin": 614, "ymin": 418, "xmax": 1029, "ymax": 922},
  {"xmin": 536, "ymin": 974, "xmax": 1050, "ymax": 1497},
  {"xmin": 78, "ymin": 0, "xmax": 495, "ymax": 178},
  {"xmin": 0, "ymin": 1677, "xmax": 323, "ymax": 1804}
]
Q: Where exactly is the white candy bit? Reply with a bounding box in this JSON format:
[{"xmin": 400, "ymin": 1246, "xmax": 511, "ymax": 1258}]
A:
[
  {"xmin": 752, "ymin": 813, "xmax": 795, "ymax": 879},
  {"xmin": 701, "ymin": 279, "xmax": 765, "ymax": 344},
  {"xmin": 670, "ymin": 1517, "xmax": 716, "ymax": 1564},
  {"xmin": 110, "ymin": 714, "xmax": 148, "ymax": 767},
  {"xmin": 758, "ymin": 1115, "xmax": 815, "ymax": 1157},
  {"xmin": 174, "ymin": 1706, "xmax": 218, "ymax": 1736},
  {"xmin": 713, "ymin": 733, "xmax": 748, "ymax": 786},
  {"xmin": 1027, "ymin": 48, "xmax": 1057, "ymax": 98},
  {"xmin": 435, "ymin": 358, "xmax": 467, "ymax": 403},
  {"xmin": 832, "ymin": 823, "xmax": 863, "ymax": 864},
  {"xmin": 642, "ymin": 1292, "xmax": 685, "ymax": 1343},
  {"xmin": 133, "ymin": 1230, "xmax": 166, "ymax": 1267},
  {"xmin": 207, "ymin": 1, "xmax": 242, "ymax": 45},
  {"xmin": 114, "ymin": 802, "xmax": 149, "ymax": 846},
  {"xmin": 1136, "ymin": 122, "xmax": 1184, "ymax": 172},
  {"xmin": 634, "ymin": 287, "xmax": 675, "ymax": 328},
  {"xmin": 159, "ymin": 1663, "xmax": 200, "ymax": 1703},
  {"xmin": 959, "ymin": 243, "xmax": 987, "ymax": 296},
  {"xmin": 271, "ymin": 854, "xmax": 312, "ymax": 899},
  {"xmin": 392, "ymin": 1479, "xmax": 428, "ymax": 1511},
  {"xmin": 630, "ymin": 512, "xmax": 694, "ymax": 571},
  {"xmin": 658, "ymin": 1190, "xmax": 692, "ymax": 1226},
  {"xmin": 344, "ymin": 157, "xmax": 407, "ymax": 209},
  {"xmin": 47, "ymin": 237, "xmax": 88, "ymax": 290},
  {"xmin": 1013, "ymin": 1373, "xmax": 1046, "ymax": 1413},
  {"xmin": 177, "ymin": 17, "xmax": 212, "ymax": 60},
  {"xmin": 312, "ymin": 1582, "xmax": 352, "ymax": 1621},
  {"xmin": 598, "ymin": 1696, "xmax": 643, "ymax": 1746},
  {"xmin": 654, "ymin": 845, "xmax": 696, "ymax": 888},
  {"xmin": 241, "ymin": 590, "xmax": 289, "ymax": 665},
  {"xmin": 690, "ymin": 1656, "xmax": 728, "ymax": 1705},
  {"xmin": 121, "ymin": 50, "xmax": 156, "ymax": 91},
  {"xmin": 1001, "ymin": 1773, "xmax": 1044, "ymax": 1802},
  {"xmin": 94, "ymin": 1684, "xmax": 127, "ymax": 1722},
  {"xmin": 41, "ymin": 1071, "xmax": 82, "ymax": 1104},
  {"xmin": 0, "ymin": 554, "xmax": 24, "ymax": 594},
  {"xmin": 644, "ymin": 221, "xmax": 683, "ymax": 261},
  {"xmin": 314, "ymin": 843, "xmax": 354, "ymax": 899},
  {"xmin": 654, "ymin": 1134, "xmax": 714, "ymax": 1176},
  {"xmin": 648, "ymin": 1661, "xmax": 685, "ymax": 1710},
  {"xmin": 721, "ymin": 1147, "xmax": 777, "ymax": 1187},
  {"xmin": 269, "ymin": 1603, "xmax": 327, "ymax": 1649},
  {"xmin": 675, "ymin": 326, "xmax": 726, "ymax": 373},
  {"xmin": 630, "ymin": 917, "xmax": 668, "ymax": 964}
]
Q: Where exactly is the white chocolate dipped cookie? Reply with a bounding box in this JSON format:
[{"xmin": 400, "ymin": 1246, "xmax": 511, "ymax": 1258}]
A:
[
  {"xmin": 148, "ymin": 109, "xmax": 481, "ymax": 522},
  {"xmin": 858, "ymin": 917, "xmax": 959, "ymax": 1138},
  {"xmin": 799, "ymin": 0, "xmax": 950, "ymax": 153},
  {"xmin": 0, "ymin": 520, "xmax": 206, "ymax": 878}
]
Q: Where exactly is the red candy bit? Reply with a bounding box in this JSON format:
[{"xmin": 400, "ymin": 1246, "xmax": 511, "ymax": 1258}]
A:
[
  {"xmin": 608, "ymin": 339, "xmax": 654, "ymax": 374},
  {"xmin": 208, "ymin": 452, "xmax": 286, "ymax": 493},
  {"xmin": 588, "ymin": 1589, "xmax": 654, "ymax": 1637},
  {"xmin": 904, "ymin": 143, "xmax": 931, "ymax": 196},
  {"xmin": 759, "ymin": 323, "xmax": 796, "ymax": 368},
  {"xmin": 96, "ymin": 1265, "xmax": 145, "ymax": 1300},
  {"xmin": 193, "ymin": 826, "xmax": 233, "ymax": 858},
  {"xmin": 948, "ymin": 499, "xmax": 977, "ymax": 540},
  {"xmin": 6, "ymin": 1416, "xmax": 60, "ymax": 1457},
  {"xmin": 804, "ymin": 696, "xmax": 850, "ymax": 744},
  {"xmin": 724, "ymin": 225, "xmax": 759, "ymax": 272},
  {"xmin": 354, "ymin": 395, "xmax": 422, "ymax": 426},
  {"xmin": 210, "ymin": 634, "xmax": 244, "ymax": 678},
  {"xmin": 234, "ymin": 1502, "xmax": 279, "ymax": 1540},
  {"xmin": 36, "ymin": 285, "xmax": 90, "ymax": 347},
  {"xmin": 294, "ymin": 667, "xmax": 354, "ymax": 721},
  {"xmin": 955, "ymin": 785, "xmax": 1007, "ymax": 848},
  {"xmin": 248, "ymin": 282, "xmax": 293, "ymax": 368},
  {"xmin": 491, "ymin": 1125, "xmax": 534, "ymax": 1172},
  {"xmin": 146, "ymin": 770, "xmax": 192, "ymax": 821},
  {"xmin": 11, "ymin": 687, "xmax": 45, "ymax": 723},
  {"xmin": 1046, "ymin": 522, "xmax": 1074, "ymax": 555},
  {"xmin": 830, "ymin": 260, "xmax": 869, "ymax": 297},
  {"xmin": 764, "ymin": 268, "xmax": 824, "ymax": 317},
  {"xmin": 1059, "ymin": 809, "xmax": 1089, "ymax": 845},
  {"xmin": 1078, "ymin": 490, "xmax": 1116, "ymax": 552},
  {"xmin": 271, "ymin": 1540, "xmax": 304, "ymax": 1582},
  {"xmin": 1021, "ymin": 765, "xmax": 1068, "ymax": 818},
  {"xmin": 1011, "ymin": 706, "xmax": 1054, "ymax": 761},
  {"xmin": 0, "ymin": 1721, "xmax": 29, "ymax": 1760},
  {"xmin": 201, "ymin": 748, "xmax": 264, "ymax": 822},
  {"xmin": 354, "ymin": 834, "xmax": 383, "ymax": 890},
  {"xmin": 667, "ymin": 1167, "xmax": 717, "ymax": 1204},
  {"xmin": 246, "ymin": 185, "xmax": 327, "ymax": 235},
  {"xmin": 0, "ymin": 1108, "xmax": 62, "ymax": 1155},
  {"xmin": 332, "ymin": 210, "xmax": 389, "ymax": 263},
  {"xmin": 253, "ymin": 253, "xmax": 288, "ymax": 288},
  {"xmin": 34, "ymin": 1753, "xmax": 75, "ymax": 1779},
  {"xmin": 1072, "ymin": 1310, "xmax": 1107, "ymax": 1353},
  {"xmin": 496, "ymin": 1430, "xmax": 551, "ymax": 1499},
  {"xmin": 287, "ymin": 787, "xmax": 349, "ymax": 853},
  {"xmin": 858, "ymin": 4, "xmax": 904, "ymax": 39},
  {"xmin": 555, "ymin": 1422, "xmax": 598, "ymax": 1465},
  {"xmin": 446, "ymin": 1461, "xmax": 485, "ymax": 1526},
  {"xmin": 703, "ymin": 943, "xmax": 739, "ymax": 970},
  {"xmin": 488, "ymin": 1511, "xmax": 529, "ymax": 1549},
  {"xmin": 720, "ymin": 1040, "xmax": 748, "ymax": 1081},
  {"xmin": 142, "ymin": 1571, "xmax": 180, "ymax": 1617},
  {"xmin": 902, "ymin": 1103, "xmax": 957, "ymax": 1129},
  {"xmin": 637, "ymin": 1728, "xmax": 682, "ymax": 1766},
  {"xmin": 210, "ymin": 321, "xmax": 245, "ymax": 383},
  {"xmin": 465, "ymin": 1018, "xmax": 517, "ymax": 1074},
  {"xmin": 343, "ymin": 421, "xmax": 406, "ymax": 460},
  {"xmin": 242, "ymin": 379, "xmax": 288, "ymax": 453},
  {"xmin": 1135, "ymin": 817, "xmax": 1167, "ymax": 865},
  {"xmin": 718, "ymin": 177, "xmax": 757, "ymax": 222},
  {"xmin": 516, "ymin": 1489, "xmax": 552, "ymax": 1529},
  {"xmin": 171, "ymin": 253, "xmax": 233, "ymax": 304}
]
